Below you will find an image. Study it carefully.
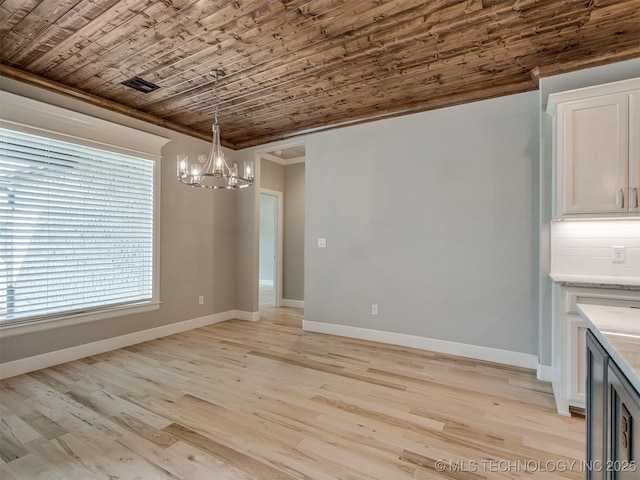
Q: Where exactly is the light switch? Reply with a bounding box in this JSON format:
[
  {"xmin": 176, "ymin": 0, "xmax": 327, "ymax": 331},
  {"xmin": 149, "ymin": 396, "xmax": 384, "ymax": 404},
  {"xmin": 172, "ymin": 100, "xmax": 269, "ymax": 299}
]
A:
[{"xmin": 317, "ymin": 238, "xmax": 327, "ymax": 248}]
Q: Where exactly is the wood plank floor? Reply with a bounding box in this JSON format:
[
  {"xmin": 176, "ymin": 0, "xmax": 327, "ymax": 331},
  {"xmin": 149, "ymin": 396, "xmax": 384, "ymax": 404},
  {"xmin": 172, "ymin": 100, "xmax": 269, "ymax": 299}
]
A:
[{"xmin": 0, "ymin": 306, "xmax": 585, "ymax": 479}]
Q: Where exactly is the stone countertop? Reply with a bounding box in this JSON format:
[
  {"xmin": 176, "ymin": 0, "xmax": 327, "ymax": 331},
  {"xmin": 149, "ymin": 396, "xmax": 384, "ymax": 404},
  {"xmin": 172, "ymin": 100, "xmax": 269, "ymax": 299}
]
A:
[
  {"xmin": 550, "ymin": 273, "xmax": 640, "ymax": 290},
  {"xmin": 577, "ymin": 303, "xmax": 640, "ymax": 394}
]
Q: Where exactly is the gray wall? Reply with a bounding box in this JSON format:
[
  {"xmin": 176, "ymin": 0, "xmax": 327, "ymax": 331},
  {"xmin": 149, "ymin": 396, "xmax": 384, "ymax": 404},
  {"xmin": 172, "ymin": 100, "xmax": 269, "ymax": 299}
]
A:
[
  {"xmin": 261, "ymin": 159, "xmax": 285, "ymax": 191},
  {"xmin": 259, "ymin": 194, "xmax": 276, "ymax": 283},
  {"xmin": 8, "ymin": 58, "xmax": 634, "ymax": 366},
  {"xmin": 302, "ymin": 92, "xmax": 540, "ymax": 355},
  {"xmin": 283, "ymin": 163, "xmax": 305, "ymax": 301},
  {"xmin": 258, "ymin": 158, "xmax": 306, "ymax": 301},
  {"xmin": 537, "ymin": 58, "xmax": 640, "ymax": 366},
  {"xmin": 0, "ymin": 76, "xmax": 238, "ymax": 363}
]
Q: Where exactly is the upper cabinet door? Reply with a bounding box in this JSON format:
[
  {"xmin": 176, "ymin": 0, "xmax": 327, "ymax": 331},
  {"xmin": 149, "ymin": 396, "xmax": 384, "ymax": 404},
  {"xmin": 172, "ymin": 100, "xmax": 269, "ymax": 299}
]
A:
[
  {"xmin": 629, "ymin": 92, "xmax": 640, "ymax": 212},
  {"xmin": 560, "ymin": 93, "xmax": 629, "ymax": 215}
]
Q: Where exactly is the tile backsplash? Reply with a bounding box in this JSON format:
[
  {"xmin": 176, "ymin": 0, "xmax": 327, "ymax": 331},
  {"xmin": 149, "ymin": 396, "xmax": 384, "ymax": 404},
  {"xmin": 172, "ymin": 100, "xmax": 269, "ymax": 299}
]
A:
[{"xmin": 551, "ymin": 219, "xmax": 640, "ymax": 277}]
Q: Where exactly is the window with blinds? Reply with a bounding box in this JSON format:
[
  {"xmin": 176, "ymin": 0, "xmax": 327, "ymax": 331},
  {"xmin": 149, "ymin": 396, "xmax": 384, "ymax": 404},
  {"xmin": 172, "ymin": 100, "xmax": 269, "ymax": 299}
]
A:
[{"xmin": 0, "ymin": 127, "xmax": 155, "ymax": 326}]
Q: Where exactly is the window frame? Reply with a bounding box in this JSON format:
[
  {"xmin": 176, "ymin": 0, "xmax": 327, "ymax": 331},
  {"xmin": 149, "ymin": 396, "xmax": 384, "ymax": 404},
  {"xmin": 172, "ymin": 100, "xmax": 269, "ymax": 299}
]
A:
[{"xmin": 0, "ymin": 91, "xmax": 170, "ymax": 338}]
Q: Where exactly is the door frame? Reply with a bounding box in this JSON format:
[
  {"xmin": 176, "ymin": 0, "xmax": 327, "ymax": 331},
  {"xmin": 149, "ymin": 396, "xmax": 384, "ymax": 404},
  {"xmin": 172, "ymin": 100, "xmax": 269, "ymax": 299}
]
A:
[{"xmin": 259, "ymin": 188, "xmax": 283, "ymax": 307}]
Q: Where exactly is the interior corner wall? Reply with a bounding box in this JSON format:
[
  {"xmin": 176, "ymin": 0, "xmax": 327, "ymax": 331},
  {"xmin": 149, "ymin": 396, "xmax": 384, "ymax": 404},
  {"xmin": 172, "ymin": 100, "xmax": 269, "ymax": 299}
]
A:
[
  {"xmin": 537, "ymin": 58, "xmax": 640, "ymax": 367},
  {"xmin": 0, "ymin": 76, "xmax": 238, "ymax": 364},
  {"xmin": 304, "ymin": 91, "xmax": 540, "ymax": 355},
  {"xmin": 259, "ymin": 194, "xmax": 277, "ymax": 284},
  {"xmin": 283, "ymin": 163, "xmax": 305, "ymax": 301},
  {"xmin": 261, "ymin": 159, "xmax": 285, "ymax": 191},
  {"xmin": 257, "ymin": 158, "xmax": 305, "ymax": 301}
]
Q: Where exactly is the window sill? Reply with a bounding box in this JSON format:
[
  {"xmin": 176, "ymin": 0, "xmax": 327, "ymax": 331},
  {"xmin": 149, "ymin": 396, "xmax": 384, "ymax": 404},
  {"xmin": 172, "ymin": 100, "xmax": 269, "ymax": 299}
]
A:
[{"xmin": 0, "ymin": 302, "xmax": 161, "ymax": 338}]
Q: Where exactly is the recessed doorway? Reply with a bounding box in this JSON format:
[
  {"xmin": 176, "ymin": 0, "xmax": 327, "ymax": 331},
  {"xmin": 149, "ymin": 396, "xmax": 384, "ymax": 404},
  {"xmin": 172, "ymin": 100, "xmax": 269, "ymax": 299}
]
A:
[
  {"xmin": 257, "ymin": 144, "xmax": 306, "ymax": 310},
  {"xmin": 259, "ymin": 190, "xmax": 282, "ymax": 307}
]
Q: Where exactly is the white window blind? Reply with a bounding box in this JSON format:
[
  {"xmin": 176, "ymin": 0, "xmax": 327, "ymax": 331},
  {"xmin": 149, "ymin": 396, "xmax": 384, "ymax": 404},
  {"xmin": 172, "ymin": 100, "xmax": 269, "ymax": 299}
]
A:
[{"xmin": 0, "ymin": 127, "xmax": 155, "ymax": 325}]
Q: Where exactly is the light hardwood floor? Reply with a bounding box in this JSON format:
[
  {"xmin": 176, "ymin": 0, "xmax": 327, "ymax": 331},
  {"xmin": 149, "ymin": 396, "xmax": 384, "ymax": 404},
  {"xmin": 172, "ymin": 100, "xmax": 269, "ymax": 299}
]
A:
[
  {"xmin": 1, "ymin": 306, "xmax": 585, "ymax": 479},
  {"xmin": 259, "ymin": 284, "xmax": 276, "ymax": 308}
]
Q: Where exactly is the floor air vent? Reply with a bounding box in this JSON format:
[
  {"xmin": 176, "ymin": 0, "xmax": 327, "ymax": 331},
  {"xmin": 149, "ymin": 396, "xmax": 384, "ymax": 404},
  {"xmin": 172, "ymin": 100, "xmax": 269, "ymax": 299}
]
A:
[{"xmin": 122, "ymin": 77, "xmax": 160, "ymax": 93}]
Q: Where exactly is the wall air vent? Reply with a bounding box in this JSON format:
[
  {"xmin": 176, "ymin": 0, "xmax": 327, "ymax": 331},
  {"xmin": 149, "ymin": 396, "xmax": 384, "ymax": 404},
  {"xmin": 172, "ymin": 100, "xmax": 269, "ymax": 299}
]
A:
[{"xmin": 122, "ymin": 77, "xmax": 160, "ymax": 93}]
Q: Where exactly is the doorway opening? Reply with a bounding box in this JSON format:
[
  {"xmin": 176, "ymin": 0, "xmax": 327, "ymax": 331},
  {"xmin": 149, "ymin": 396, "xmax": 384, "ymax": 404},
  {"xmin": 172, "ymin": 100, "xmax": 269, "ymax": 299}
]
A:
[
  {"xmin": 259, "ymin": 190, "xmax": 282, "ymax": 307},
  {"xmin": 257, "ymin": 144, "xmax": 305, "ymax": 311}
]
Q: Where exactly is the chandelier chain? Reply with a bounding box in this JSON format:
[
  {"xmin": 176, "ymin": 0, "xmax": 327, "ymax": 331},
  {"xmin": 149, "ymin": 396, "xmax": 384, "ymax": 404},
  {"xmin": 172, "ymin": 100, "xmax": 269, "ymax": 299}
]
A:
[{"xmin": 213, "ymin": 71, "xmax": 220, "ymax": 125}]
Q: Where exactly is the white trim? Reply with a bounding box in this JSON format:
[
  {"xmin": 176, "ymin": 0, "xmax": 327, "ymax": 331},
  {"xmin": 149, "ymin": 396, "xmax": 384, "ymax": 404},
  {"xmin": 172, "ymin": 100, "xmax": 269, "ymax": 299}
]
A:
[
  {"xmin": 537, "ymin": 363, "xmax": 554, "ymax": 382},
  {"xmin": 234, "ymin": 310, "xmax": 260, "ymax": 322},
  {"xmin": 302, "ymin": 320, "xmax": 538, "ymax": 370},
  {"xmin": 260, "ymin": 188, "xmax": 284, "ymax": 308},
  {"xmin": 546, "ymin": 77, "xmax": 640, "ymax": 116},
  {"xmin": 259, "ymin": 153, "xmax": 306, "ymax": 166},
  {"xmin": 0, "ymin": 91, "xmax": 170, "ymax": 160},
  {"xmin": 0, "ymin": 302, "xmax": 160, "ymax": 338},
  {"xmin": 153, "ymin": 148, "xmax": 161, "ymax": 310},
  {"xmin": 282, "ymin": 299, "xmax": 305, "ymax": 308},
  {"xmin": 0, "ymin": 91, "xmax": 167, "ymax": 339},
  {"xmin": 0, "ymin": 310, "xmax": 241, "ymax": 379}
]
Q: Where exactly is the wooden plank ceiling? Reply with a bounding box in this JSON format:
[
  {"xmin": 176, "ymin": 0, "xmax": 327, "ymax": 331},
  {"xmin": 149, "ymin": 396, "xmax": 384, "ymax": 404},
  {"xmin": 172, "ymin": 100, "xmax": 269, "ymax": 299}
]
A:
[{"xmin": 1, "ymin": 0, "xmax": 639, "ymax": 149}]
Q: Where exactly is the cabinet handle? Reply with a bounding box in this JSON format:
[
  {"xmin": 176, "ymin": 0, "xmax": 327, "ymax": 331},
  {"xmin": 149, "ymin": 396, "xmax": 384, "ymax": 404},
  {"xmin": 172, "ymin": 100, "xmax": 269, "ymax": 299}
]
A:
[{"xmin": 633, "ymin": 187, "xmax": 639, "ymax": 209}]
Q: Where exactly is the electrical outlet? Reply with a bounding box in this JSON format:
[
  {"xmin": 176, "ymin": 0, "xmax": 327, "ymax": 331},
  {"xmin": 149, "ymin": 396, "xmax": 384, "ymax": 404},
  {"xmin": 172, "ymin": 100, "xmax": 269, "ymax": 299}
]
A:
[
  {"xmin": 371, "ymin": 304, "xmax": 379, "ymax": 315},
  {"xmin": 198, "ymin": 295, "xmax": 204, "ymax": 305},
  {"xmin": 612, "ymin": 246, "xmax": 625, "ymax": 263},
  {"xmin": 317, "ymin": 238, "xmax": 327, "ymax": 248}
]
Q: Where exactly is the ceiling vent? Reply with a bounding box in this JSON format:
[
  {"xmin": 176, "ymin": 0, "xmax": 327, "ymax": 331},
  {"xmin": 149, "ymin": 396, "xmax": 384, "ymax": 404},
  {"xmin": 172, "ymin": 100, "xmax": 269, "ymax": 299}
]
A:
[{"xmin": 122, "ymin": 77, "xmax": 160, "ymax": 93}]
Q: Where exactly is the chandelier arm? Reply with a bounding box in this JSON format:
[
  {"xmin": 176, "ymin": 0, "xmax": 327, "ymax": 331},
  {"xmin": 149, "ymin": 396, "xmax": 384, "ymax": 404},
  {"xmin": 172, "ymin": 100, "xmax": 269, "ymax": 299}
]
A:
[{"xmin": 175, "ymin": 70, "xmax": 254, "ymax": 190}]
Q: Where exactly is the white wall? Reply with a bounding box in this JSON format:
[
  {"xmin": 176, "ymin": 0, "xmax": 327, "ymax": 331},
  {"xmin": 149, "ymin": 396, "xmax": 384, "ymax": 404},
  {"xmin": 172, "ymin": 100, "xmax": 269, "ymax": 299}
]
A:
[{"xmin": 551, "ymin": 219, "xmax": 640, "ymax": 277}]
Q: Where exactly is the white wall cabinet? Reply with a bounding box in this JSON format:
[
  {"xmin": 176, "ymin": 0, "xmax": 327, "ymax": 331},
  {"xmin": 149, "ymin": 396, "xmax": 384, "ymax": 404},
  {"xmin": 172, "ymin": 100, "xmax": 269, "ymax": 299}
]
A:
[
  {"xmin": 552, "ymin": 286, "xmax": 640, "ymax": 416},
  {"xmin": 631, "ymin": 91, "xmax": 640, "ymax": 213},
  {"xmin": 548, "ymin": 78, "xmax": 640, "ymax": 217}
]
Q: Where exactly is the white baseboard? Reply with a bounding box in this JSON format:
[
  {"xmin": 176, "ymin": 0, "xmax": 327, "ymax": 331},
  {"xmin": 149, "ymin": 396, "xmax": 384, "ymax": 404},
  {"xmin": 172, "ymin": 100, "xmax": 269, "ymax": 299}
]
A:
[
  {"xmin": 302, "ymin": 320, "xmax": 538, "ymax": 370},
  {"xmin": 234, "ymin": 310, "xmax": 260, "ymax": 322},
  {"xmin": 0, "ymin": 309, "xmax": 259, "ymax": 379},
  {"xmin": 537, "ymin": 363, "xmax": 554, "ymax": 382},
  {"xmin": 282, "ymin": 299, "xmax": 304, "ymax": 308}
]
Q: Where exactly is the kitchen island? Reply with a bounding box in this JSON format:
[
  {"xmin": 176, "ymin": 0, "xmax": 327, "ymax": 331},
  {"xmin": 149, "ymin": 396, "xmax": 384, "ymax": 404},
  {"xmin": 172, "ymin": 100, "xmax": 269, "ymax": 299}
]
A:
[{"xmin": 577, "ymin": 304, "xmax": 639, "ymax": 479}]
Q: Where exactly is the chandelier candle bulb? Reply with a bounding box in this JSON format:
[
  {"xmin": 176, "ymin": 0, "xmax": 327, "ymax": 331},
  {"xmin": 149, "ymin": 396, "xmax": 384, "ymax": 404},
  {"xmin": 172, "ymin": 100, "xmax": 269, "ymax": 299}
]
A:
[
  {"xmin": 245, "ymin": 160, "xmax": 254, "ymax": 180},
  {"xmin": 177, "ymin": 154, "xmax": 188, "ymax": 179},
  {"xmin": 229, "ymin": 163, "xmax": 238, "ymax": 187},
  {"xmin": 214, "ymin": 157, "xmax": 223, "ymax": 175},
  {"xmin": 175, "ymin": 70, "xmax": 254, "ymax": 190}
]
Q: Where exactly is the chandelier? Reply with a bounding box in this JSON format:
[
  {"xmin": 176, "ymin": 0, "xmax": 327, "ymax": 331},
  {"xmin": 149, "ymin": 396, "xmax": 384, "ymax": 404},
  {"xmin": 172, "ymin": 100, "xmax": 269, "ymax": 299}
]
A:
[{"xmin": 177, "ymin": 71, "xmax": 254, "ymax": 189}]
